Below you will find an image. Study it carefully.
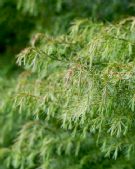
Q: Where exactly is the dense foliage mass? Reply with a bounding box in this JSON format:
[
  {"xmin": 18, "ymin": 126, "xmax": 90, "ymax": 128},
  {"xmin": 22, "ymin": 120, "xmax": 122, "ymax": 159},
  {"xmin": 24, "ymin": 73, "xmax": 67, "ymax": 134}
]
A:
[{"xmin": 0, "ymin": 1, "xmax": 135, "ymax": 169}]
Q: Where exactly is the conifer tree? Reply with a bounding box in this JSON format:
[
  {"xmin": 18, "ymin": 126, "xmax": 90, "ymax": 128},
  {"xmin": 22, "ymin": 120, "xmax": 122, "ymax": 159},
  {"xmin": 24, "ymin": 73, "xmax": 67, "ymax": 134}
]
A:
[{"xmin": 0, "ymin": 1, "xmax": 135, "ymax": 169}]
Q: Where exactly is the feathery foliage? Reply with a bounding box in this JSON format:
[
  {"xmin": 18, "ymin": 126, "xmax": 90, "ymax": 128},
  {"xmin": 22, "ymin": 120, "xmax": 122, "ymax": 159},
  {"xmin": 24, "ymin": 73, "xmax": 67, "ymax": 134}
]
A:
[
  {"xmin": 0, "ymin": 1, "xmax": 135, "ymax": 169},
  {"xmin": 1, "ymin": 17, "xmax": 135, "ymax": 169}
]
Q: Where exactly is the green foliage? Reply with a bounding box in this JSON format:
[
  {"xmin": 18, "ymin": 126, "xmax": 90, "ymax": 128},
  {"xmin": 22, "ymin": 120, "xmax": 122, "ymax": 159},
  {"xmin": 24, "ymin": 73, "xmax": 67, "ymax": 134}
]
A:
[
  {"xmin": 1, "ymin": 0, "xmax": 135, "ymax": 55},
  {"xmin": 0, "ymin": 1, "xmax": 135, "ymax": 169},
  {"xmin": 1, "ymin": 17, "xmax": 135, "ymax": 169}
]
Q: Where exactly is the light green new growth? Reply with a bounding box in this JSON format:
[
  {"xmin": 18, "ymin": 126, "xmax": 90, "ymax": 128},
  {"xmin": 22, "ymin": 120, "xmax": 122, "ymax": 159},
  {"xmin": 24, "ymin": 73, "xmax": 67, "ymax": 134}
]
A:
[
  {"xmin": 1, "ymin": 17, "xmax": 135, "ymax": 169},
  {"xmin": 2, "ymin": 18, "xmax": 134, "ymax": 169}
]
